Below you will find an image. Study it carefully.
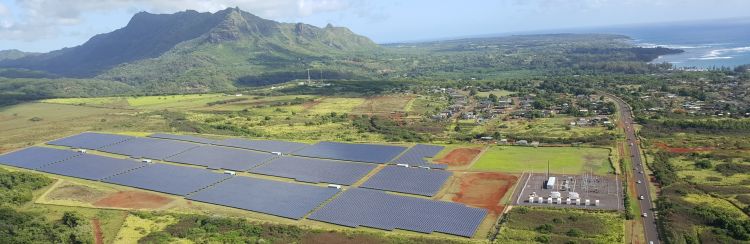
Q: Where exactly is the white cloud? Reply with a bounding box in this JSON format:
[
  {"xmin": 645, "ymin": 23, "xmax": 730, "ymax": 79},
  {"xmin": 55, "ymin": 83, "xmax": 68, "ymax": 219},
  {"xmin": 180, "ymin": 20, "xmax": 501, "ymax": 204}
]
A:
[
  {"xmin": 0, "ymin": 0, "xmax": 357, "ymax": 41},
  {"xmin": 0, "ymin": 3, "xmax": 9, "ymax": 16}
]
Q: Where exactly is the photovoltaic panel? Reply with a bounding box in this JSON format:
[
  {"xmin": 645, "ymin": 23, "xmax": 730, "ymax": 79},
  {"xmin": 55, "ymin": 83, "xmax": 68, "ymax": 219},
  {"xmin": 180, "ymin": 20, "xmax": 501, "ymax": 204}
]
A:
[
  {"xmin": 250, "ymin": 156, "xmax": 376, "ymax": 185},
  {"xmin": 392, "ymin": 144, "xmax": 447, "ymax": 169},
  {"xmin": 148, "ymin": 133, "xmax": 218, "ymax": 144},
  {"xmin": 103, "ymin": 163, "xmax": 230, "ymax": 195},
  {"xmin": 309, "ymin": 188, "xmax": 487, "ymax": 238},
  {"xmin": 214, "ymin": 138, "xmax": 308, "ymax": 153},
  {"xmin": 0, "ymin": 147, "xmax": 80, "ymax": 169},
  {"xmin": 361, "ymin": 166, "xmax": 451, "ymax": 196},
  {"xmin": 47, "ymin": 132, "xmax": 134, "ymax": 149},
  {"xmin": 165, "ymin": 145, "xmax": 276, "ymax": 171},
  {"xmin": 99, "ymin": 137, "xmax": 199, "ymax": 160},
  {"xmin": 292, "ymin": 142, "xmax": 407, "ymax": 164},
  {"xmin": 188, "ymin": 176, "xmax": 339, "ymax": 219},
  {"xmin": 39, "ymin": 154, "xmax": 144, "ymax": 181}
]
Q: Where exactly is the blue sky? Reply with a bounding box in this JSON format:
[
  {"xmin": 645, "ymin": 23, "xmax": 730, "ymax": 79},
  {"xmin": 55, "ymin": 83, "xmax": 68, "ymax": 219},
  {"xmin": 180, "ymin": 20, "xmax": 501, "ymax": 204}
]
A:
[{"xmin": 1, "ymin": 0, "xmax": 749, "ymax": 52}]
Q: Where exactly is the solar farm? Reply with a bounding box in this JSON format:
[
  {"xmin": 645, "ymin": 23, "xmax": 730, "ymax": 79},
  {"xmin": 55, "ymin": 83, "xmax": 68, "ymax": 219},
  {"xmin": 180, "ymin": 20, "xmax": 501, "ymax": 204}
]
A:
[{"xmin": 0, "ymin": 132, "xmax": 489, "ymax": 238}]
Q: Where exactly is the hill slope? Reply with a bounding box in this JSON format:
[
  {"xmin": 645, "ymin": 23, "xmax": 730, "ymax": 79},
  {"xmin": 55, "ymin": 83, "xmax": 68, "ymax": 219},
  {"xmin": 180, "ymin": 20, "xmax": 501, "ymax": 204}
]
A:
[{"xmin": 0, "ymin": 8, "xmax": 379, "ymax": 90}]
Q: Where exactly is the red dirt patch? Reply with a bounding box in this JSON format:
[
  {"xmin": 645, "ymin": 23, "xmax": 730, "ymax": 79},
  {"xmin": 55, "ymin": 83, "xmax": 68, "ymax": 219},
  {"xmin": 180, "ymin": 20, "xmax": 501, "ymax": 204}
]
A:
[
  {"xmin": 654, "ymin": 142, "xmax": 714, "ymax": 153},
  {"xmin": 92, "ymin": 218, "xmax": 103, "ymax": 244},
  {"xmin": 436, "ymin": 148, "xmax": 482, "ymax": 166},
  {"xmin": 93, "ymin": 191, "xmax": 173, "ymax": 209},
  {"xmin": 449, "ymin": 172, "xmax": 517, "ymax": 214}
]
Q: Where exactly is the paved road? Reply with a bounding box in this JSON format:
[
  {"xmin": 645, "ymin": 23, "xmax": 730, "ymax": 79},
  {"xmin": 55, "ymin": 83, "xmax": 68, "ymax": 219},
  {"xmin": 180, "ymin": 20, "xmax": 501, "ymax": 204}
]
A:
[{"xmin": 608, "ymin": 93, "xmax": 660, "ymax": 244}]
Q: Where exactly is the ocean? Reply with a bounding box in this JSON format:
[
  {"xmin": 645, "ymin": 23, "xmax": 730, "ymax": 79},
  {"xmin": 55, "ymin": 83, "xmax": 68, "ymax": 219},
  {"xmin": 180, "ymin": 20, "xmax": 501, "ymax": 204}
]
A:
[{"xmin": 590, "ymin": 19, "xmax": 750, "ymax": 69}]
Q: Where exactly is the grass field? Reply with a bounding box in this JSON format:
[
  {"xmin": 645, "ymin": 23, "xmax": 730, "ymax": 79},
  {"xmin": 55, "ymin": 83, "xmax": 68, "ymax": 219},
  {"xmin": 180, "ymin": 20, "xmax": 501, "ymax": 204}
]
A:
[
  {"xmin": 306, "ymin": 97, "xmax": 365, "ymax": 114},
  {"xmin": 0, "ymin": 102, "xmax": 167, "ymax": 152},
  {"xmin": 352, "ymin": 95, "xmax": 415, "ymax": 115},
  {"xmin": 114, "ymin": 214, "xmax": 180, "ymax": 244},
  {"xmin": 487, "ymin": 116, "xmax": 613, "ymax": 139},
  {"xmin": 496, "ymin": 207, "xmax": 623, "ymax": 243},
  {"xmin": 472, "ymin": 146, "xmax": 613, "ymax": 175},
  {"xmin": 476, "ymin": 89, "xmax": 514, "ymax": 98}
]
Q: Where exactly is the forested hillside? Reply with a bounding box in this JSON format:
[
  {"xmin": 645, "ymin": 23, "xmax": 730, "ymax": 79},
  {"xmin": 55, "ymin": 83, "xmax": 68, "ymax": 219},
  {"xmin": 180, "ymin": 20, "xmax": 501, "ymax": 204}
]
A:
[{"xmin": 0, "ymin": 8, "xmax": 681, "ymax": 105}]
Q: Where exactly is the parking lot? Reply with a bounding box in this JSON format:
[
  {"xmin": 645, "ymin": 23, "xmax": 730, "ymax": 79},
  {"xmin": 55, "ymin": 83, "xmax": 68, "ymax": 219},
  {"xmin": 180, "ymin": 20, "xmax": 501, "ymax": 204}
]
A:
[{"xmin": 513, "ymin": 173, "xmax": 622, "ymax": 210}]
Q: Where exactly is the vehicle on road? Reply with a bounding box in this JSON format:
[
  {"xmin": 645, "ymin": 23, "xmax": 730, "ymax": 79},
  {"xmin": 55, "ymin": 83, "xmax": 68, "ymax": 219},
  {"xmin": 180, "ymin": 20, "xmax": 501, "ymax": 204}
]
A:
[
  {"xmin": 642, "ymin": 212, "xmax": 648, "ymax": 217},
  {"xmin": 637, "ymin": 180, "xmax": 642, "ymax": 184},
  {"xmin": 639, "ymin": 195, "xmax": 645, "ymax": 200}
]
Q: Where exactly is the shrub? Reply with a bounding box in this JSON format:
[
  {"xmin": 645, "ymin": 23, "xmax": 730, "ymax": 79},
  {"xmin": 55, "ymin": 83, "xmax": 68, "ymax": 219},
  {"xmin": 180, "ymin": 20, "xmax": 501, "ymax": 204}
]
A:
[
  {"xmin": 536, "ymin": 224, "xmax": 553, "ymax": 234},
  {"xmin": 695, "ymin": 159, "xmax": 712, "ymax": 169},
  {"xmin": 566, "ymin": 228, "xmax": 583, "ymax": 237}
]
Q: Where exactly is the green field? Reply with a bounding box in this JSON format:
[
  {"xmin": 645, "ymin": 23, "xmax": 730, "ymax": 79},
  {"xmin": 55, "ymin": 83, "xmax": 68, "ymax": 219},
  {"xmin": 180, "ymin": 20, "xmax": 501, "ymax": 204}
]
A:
[
  {"xmin": 307, "ymin": 97, "xmax": 365, "ymax": 114},
  {"xmin": 476, "ymin": 89, "xmax": 514, "ymax": 98},
  {"xmin": 495, "ymin": 207, "xmax": 623, "ymax": 243},
  {"xmin": 472, "ymin": 146, "xmax": 612, "ymax": 175}
]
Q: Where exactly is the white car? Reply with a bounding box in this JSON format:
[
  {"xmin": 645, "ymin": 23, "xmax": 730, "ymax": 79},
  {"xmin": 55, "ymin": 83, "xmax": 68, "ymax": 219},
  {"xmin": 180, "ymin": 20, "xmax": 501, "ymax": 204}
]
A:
[
  {"xmin": 639, "ymin": 195, "xmax": 645, "ymax": 200},
  {"xmin": 642, "ymin": 212, "xmax": 648, "ymax": 217},
  {"xmin": 637, "ymin": 180, "xmax": 642, "ymax": 184}
]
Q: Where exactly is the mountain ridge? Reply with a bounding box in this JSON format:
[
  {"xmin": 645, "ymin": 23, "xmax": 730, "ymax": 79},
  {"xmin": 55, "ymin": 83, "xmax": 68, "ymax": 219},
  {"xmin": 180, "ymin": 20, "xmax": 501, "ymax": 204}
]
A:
[{"xmin": 0, "ymin": 7, "xmax": 379, "ymax": 81}]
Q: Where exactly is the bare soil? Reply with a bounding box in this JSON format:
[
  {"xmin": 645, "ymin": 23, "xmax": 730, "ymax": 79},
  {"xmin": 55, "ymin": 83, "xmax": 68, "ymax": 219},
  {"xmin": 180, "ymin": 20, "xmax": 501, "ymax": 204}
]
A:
[
  {"xmin": 436, "ymin": 148, "xmax": 482, "ymax": 166},
  {"xmin": 446, "ymin": 172, "xmax": 518, "ymax": 214},
  {"xmin": 92, "ymin": 218, "xmax": 104, "ymax": 244},
  {"xmin": 93, "ymin": 191, "xmax": 173, "ymax": 209},
  {"xmin": 47, "ymin": 183, "xmax": 107, "ymax": 203}
]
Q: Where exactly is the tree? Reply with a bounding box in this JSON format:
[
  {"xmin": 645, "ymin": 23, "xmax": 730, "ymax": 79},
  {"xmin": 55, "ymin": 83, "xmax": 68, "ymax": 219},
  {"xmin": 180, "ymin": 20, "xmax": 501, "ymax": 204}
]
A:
[
  {"xmin": 62, "ymin": 212, "xmax": 83, "ymax": 228},
  {"xmin": 488, "ymin": 93, "xmax": 498, "ymax": 103},
  {"xmin": 695, "ymin": 159, "xmax": 712, "ymax": 169}
]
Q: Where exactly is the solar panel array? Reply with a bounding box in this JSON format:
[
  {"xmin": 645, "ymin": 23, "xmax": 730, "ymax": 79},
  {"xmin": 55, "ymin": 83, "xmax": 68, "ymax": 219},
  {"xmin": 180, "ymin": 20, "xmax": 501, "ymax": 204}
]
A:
[
  {"xmin": 47, "ymin": 132, "xmax": 134, "ymax": 149},
  {"xmin": 188, "ymin": 176, "xmax": 339, "ymax": 219},
  {"xmin": 148, "ymin": 133, "xmax": 218, "ymax": 144},
  {"xmin": 214, "ymin": 138, "xmax": 308, "ymax": 154},
  {"xmin": 309, "ymin": 188, "xmax": 487, "ymax": 237},
  {"xmin": 99, "ymin": 137, "xmax": 199, "ymax": 160},
  {"xmin": 250, "ymin": 156, "xmax": 376, "ymax": 185},
  {"xmin": 165, "ymin": 145, "xmax": 276, "ymax": 171},
  {"xmin": 392, "ymin": 144, "xmax": 447, "ymax": 169},
  {"xmin": 104, "ymin": 163, "xmax": 230, "ymax": 195},
  {"xmin": 361, "ymin": 166, "xmax": 451, "ymax": 196},
  {"xmin": 39, "ymin": 154, "xmax": 144, "ymax": 181},
  {"xmin": 0, "ymin": 147, "xmax": 80, "ymax": 169},
  {"xmin": 293, "ymin": 142, "xmax": 407, "ymax": 164}
]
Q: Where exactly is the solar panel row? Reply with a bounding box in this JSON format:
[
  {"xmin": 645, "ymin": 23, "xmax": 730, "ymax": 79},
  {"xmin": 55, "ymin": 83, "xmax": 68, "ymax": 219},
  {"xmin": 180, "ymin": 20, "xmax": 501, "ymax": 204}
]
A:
[
  {"xmin": 47, "ymin": 132, "xmax": 134, "ymax": 150},
  {"xmin": 392, "ymin": 144, "xmax": 446, "ymax": 169},
  {"xmin": 214, "ymin": 138, "xmax": 309, "ymax": 154},
  {"xmin": 188, "ymin": 176, "xmax": 339, "ymax": 219},
  {"xmin": 104, "ymin": 163, "xmax": 231, "ymax": 196},
  {"xmin": 148, "ymin": 133, "xmax": 218, "ymax": 144},
  {"xmin": 39, "ymin": 154, "xmax": 145, "ymax": 181},
  {"xmin": 293, "ymin": 142, "xmax": 407, "ymax": 164},
  {"xmin": 309, "ymin": 188, "xmax": 487, "ymax": 237},
  {"xmin": 250, "ymin": 156, "xmax": 376, "ymax": 185},
  {"xmin": 165, "ymin": 145, "xmax": 276, "ymax": 171},
  {"xmin": 361, "ymin": 166, "xmax": 451, "ymax": 196},
  {"xmin": 0, "ymin": 147, "xmax": 80, "ymax": 169},
  {"xmin": 99, "ymin": 137, "xmax": 199, "ymax": 160}
]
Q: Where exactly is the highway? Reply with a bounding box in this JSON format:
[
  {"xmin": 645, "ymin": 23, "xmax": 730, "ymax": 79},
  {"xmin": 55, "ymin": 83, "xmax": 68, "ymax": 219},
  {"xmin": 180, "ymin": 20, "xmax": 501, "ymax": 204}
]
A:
[{"xmin": 608, "ymin": 94, "xmax": 660, "ymax": 244}]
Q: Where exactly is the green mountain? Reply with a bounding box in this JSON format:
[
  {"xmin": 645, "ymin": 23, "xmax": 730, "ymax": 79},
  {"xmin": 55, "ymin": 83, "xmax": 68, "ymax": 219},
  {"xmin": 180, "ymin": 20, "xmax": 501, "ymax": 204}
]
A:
[
  {"xmin": 0, "ymin": 49, "xmax": 38, "ymax": 61},
  {"xmin": 0, "ymin": 8, "xmax": 379, "ymax": 91}
]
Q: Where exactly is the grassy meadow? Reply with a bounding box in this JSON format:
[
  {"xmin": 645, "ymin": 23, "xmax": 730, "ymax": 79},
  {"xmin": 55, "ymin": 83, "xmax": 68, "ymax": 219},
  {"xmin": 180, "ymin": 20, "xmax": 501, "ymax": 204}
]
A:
[
  {"xmin": 472, "ymin": 146, "xmax": 613, "ymax": 175},
  {"xmin": 495, "ymin": 207, "xmax": 623, "ymax": 243}
]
